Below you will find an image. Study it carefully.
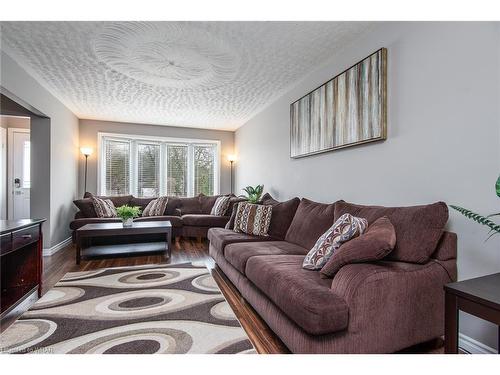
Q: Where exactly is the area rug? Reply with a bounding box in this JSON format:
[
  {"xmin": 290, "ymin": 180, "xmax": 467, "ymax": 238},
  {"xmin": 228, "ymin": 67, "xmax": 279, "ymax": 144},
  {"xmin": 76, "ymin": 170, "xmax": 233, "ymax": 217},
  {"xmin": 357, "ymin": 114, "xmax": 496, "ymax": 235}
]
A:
[{"xmin": 0, "ymin": 262, "xmax": 255, "ymax": 354}]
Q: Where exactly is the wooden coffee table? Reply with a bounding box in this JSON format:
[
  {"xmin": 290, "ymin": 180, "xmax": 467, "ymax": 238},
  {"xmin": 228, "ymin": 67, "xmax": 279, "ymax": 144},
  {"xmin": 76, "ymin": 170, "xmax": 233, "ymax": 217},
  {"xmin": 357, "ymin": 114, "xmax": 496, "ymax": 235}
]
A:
[{"xmin": 75, "ymin": 221, "xmax": 172, "ymax": 264}]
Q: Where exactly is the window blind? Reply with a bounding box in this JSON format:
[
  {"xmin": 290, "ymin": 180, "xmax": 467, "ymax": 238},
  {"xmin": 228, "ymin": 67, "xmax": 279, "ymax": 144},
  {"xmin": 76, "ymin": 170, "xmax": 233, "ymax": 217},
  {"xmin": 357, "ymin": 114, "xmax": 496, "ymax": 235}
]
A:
[
  {"xmin": 194, "ymin": 145, "xmax": 215, "ymax": 196},
  {"xmin": 104, "ymin": 139, "xmax": 130, "ymax": 195},
  {"xmin": 137, "ymin": 143, "xmax": 160, "ymax": 197},
  {"xmin": 166, "ymin": 144, "xmax": 188, "ymax": 197}
]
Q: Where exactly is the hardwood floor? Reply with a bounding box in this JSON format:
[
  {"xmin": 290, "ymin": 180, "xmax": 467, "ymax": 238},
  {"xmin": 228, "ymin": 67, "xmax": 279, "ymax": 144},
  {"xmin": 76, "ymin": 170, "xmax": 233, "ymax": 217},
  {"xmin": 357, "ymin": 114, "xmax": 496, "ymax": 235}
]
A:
[{"xmin": 6, "ymin": 237, "xmax": 445, "ymax": 354}]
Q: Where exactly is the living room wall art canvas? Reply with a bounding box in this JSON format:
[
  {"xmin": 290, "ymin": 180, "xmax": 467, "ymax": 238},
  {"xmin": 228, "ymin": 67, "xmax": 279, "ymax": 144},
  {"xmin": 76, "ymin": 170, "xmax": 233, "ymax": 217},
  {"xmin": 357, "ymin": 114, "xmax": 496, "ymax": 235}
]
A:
[{"xmin": 290, "ymin": 48, "xmax": 387, "ymax": 158}]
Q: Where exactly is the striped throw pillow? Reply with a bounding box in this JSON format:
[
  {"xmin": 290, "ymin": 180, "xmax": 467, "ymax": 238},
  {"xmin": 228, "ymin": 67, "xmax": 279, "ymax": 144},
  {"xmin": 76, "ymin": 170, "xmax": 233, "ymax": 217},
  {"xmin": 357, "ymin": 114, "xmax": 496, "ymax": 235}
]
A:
[
  {"xmin": 210, "ymin": 196, "xmax": 231, "ymax": 216},
  {"xmin": 143, "ymin": 196, "xmax": 169, "ymax": 217},
  {"xmin": 302, "ymin": 213, "xmax": 368, "ymax": 270},
  {"xmin": 233, "ymin": 202, "xmax": 273, "ymax": 236},
  {"xmin": 91, "ymin": 197, "xmax": 117, "ymax": 218}
]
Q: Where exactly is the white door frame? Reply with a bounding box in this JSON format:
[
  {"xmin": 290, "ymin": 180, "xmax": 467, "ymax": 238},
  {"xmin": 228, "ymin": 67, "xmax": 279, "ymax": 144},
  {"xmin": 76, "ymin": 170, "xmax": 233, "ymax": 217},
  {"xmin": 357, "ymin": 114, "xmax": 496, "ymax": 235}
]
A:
[
  {"xmin": 7, "ymin": 127, "xmax": 30, "ymax": 219},
  {"xmin": 0, "ymin": 127, "xmax": 6, "ymax": 220}
]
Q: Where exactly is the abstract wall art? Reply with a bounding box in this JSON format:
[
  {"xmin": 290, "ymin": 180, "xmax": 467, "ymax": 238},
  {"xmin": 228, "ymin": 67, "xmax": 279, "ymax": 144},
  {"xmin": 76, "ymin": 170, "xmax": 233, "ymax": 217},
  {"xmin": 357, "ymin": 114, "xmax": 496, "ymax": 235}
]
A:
[{"xmin": 290, "ymin": 48, "xmax": 387, "ymax": 158}]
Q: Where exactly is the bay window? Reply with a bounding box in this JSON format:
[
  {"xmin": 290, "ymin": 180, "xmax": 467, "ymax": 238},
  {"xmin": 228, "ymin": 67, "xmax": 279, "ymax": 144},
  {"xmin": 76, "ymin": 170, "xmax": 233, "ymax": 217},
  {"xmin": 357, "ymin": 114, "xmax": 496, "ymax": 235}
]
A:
[{"xmin": 99, "ymin": 133, "xmax": 219, "ymax": 197}]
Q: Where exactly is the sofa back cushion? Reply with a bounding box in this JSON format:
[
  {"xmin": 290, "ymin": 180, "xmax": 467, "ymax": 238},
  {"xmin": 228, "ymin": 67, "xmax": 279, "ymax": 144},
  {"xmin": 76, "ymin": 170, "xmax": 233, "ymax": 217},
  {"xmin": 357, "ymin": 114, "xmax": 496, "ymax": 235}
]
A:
[
  {"xmin": 320, "ymin": 216, "xmax": 396, "ymax": 278},
  {"xmin": 334, "ymin": 201, "xmax": 448, "ymax": 264},
  {"xmin": 129, "ymin": 197, "xmax": 155, "ymax": 214},
  {"xmin": 285, "ymin": 198, "xmax": 337, "ymax": 249},
  {"xmin": 261, "ymin": 193, "xmax": 301, "ymax": 240},
  {"xmin": 178, "ymin": 195, "xmax": 202, "ymax": 214},
  {"xmin": 200, "ymin": 194, "xmax": 223, "ymax": 214}
]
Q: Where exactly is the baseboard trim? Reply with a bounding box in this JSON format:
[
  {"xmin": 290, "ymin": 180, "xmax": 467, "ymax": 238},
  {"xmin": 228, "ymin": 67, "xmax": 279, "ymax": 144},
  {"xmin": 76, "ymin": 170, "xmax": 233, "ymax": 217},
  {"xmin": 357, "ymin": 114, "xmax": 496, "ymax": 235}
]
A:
[
  {"xmin": 43, "ymin": 237, "xmax": 72, "ymax": 257},
  {"xmin": 459, "ymin": 333, "xmax": 497, "ymax": 354}
]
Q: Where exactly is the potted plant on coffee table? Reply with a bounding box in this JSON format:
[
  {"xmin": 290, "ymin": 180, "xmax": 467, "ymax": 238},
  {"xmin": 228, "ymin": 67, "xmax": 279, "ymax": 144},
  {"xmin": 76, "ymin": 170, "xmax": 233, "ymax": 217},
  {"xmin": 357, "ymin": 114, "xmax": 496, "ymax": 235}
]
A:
[{"xmin": 116, "ymin": 205, "xmax": 141, "ymax": 227}]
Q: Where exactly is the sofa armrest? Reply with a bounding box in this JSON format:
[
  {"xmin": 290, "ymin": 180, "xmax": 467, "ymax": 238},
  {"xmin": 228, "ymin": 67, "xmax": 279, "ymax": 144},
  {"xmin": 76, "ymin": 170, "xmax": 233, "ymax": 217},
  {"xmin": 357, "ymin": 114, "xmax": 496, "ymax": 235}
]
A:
[{"xmin": 329, "ymin": 260, "xmax": 453, "ymax": 353}]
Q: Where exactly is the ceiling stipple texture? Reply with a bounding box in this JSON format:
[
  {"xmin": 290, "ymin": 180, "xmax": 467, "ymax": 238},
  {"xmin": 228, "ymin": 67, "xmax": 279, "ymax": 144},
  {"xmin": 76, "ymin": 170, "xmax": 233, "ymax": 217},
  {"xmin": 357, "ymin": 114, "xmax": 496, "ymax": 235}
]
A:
[{"xmin": 0, "ymin": 22, "xmax": 372, "ymax": 130}]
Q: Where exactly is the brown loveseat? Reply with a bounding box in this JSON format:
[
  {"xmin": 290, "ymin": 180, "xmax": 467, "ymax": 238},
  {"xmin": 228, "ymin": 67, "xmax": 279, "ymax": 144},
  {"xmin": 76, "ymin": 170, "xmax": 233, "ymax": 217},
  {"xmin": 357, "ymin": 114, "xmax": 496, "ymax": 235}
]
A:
[
  {"xmin": 208, "ymin": 195, "xmax": 457, "ymax": 354},
  {"xmin": 70, "ymin": 193, "xmax": 243, "ymax": 244}
]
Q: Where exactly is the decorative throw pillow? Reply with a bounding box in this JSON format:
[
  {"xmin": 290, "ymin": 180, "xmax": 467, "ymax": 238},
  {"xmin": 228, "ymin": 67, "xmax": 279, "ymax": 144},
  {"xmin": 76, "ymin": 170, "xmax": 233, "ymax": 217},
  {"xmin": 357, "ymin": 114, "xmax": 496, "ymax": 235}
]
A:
[
  {"xmin": 211, "ymin": 196, "xmax": 231, "ymax": 216},
  {"xmin": 142, "ymin": 196, "xmax": 169, "ymax": 217},
  {"xmin": 320, "ymin": 216, "xmax": 397, "ymax": 278},
  {"xmin": 91, "ymin": 197, "xmax": 117, "ymax": 218},
  {"xmin": 233, "ymin": 202, "xmax": 273, "ymax": 236},
  {"xmin": 302, "ymin": 213, "xmax": 368, "ymax": 270}
]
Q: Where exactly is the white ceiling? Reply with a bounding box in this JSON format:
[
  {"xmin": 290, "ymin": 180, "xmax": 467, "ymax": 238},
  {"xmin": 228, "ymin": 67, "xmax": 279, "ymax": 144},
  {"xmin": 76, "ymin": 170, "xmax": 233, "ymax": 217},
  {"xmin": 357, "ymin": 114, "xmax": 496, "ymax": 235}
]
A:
[{"xmin": 0, "ymin": 22, "xmax": 373, "ymax": 131}]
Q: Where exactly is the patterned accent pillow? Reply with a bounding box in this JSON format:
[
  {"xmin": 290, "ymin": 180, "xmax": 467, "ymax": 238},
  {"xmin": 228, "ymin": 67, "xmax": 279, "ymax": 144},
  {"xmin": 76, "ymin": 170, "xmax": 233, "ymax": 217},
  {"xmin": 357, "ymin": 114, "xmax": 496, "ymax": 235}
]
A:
[
  {"xmin": 143, "ymin": 196, "xmax": 169, "ymax": 217},
  {"xmin": 233, "ymin": 202, "xmax": 273, "ymax": 236},
  {"xmin": 302, "ymin": 213, "xmax": 368, "ymax": 270},
  {"xmin": 91, "ymin": 197, "xmax": 117, "ymax": 218},
  {"xmin": 211, "ymin": 196, "xmax": 231, "ymax": 216}
]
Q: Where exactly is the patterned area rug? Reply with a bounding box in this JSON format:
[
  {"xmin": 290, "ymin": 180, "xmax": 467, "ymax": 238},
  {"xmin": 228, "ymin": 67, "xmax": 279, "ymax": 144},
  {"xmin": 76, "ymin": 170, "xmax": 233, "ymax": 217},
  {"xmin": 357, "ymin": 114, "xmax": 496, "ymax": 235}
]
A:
[{"xmin": 0, "ymin": 262, "xmax": 255, "ymax": 354}]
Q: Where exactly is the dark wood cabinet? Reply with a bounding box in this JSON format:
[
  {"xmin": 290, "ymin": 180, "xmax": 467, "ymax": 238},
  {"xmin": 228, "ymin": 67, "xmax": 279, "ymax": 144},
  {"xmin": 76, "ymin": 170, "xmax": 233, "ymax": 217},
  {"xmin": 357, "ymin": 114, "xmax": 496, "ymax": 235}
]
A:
[{"xmin": 0, "ymin": 219, "xmax": 45, "ymax": 322}]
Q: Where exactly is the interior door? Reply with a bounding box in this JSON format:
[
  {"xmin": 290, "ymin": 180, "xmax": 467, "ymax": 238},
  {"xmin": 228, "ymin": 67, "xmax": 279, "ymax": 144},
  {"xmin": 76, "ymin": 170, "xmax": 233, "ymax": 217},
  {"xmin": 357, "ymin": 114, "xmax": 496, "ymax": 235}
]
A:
[{"xmin": 8, "ymin": 128, "xmax": 30, "ymax": 219}]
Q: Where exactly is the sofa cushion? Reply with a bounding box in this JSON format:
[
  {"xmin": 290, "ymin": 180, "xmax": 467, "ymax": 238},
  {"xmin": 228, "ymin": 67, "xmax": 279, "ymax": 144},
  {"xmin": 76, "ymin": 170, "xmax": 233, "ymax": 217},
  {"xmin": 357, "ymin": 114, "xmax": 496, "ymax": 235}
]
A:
[
  {"xmin": 303, "ymin": 213, "xmax": 368, "ymax": 270},
  {"xmin": 178, "ymin": 195, "xmax": 202, "ymax": 214},
  {"xmin": 143, "ymin": 196, "xmax": 169, "ymax": 216},
  {"xmin": 261, "ymin": 194, "xmax": 301, "ymax": 240},
  {"xmin": 181, "ymin": 214, "xmax": 229, "ymax": 227},
  {"xmin": 84, "ymin": 192, "xmax": 133, "ymax": 208},
  {"xmin": 134, "ymin": 215, "xmax": 183, "ymax": 228},
  {"xmin": 225, "ymin": 198, "xmax": 248, "ymax": 229},
  {"xmin": 224, "ymin": 241, "xmax": 308, "ymax": 274},
  {"xmin": 334, "ymin": 201, "xmax": 448, "ymax": 264},
  {"xmin": 129, "ymin": 197, "xmax": 155, "ymax": 213},
  {"xmin": 320, "ymin": 216, "xmax": 396, "ymax": 278},
  {"xmin": 285, "ymin": 198, "xmax": 337, "ymax": 249},
  {"xmin": 245, "ymin": 255, "xmax": 349, "ymax": 335},
  {"xmin": 200, "ymin": 194, "xmax": 222, "ymax": 214},
  {"xmin": 211, "ymin": 196, "xmax": 231, "ymax": 216},
  {"xmin": 233, "ymin": 202, "xmax": 273, "ymax": 236},
  {"xmin": 73, "ymin": 198, "xmax": 97, "ymax": 218},
  {"xmin": 91, "ymin": 197, "xmax": 117, "ymax": 218},
  {"xmin": 207, "ymin": 228, "xmax": 278, "ymax": 254}
]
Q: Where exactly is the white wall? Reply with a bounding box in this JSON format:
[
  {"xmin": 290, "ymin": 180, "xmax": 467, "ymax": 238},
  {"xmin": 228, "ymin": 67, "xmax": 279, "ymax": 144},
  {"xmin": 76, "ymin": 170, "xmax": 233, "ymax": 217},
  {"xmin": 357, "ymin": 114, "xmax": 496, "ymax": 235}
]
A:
[
  {"xmin": 235, "ymin": 22, "xmax": 500, "ymax": 350},
  {"xmin": 79, "ymin": 119, "xmax": 235, "ymax": 197},
  {"xmin": 1, "ymin": 51, "xmax": 79, "ymax": 247}
]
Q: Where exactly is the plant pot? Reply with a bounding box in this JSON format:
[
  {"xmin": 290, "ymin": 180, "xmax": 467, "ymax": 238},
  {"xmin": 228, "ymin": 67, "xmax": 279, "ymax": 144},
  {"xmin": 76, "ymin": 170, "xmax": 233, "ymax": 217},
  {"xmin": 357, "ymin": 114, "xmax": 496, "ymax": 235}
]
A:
[{"xmin": 122, "ymin": 218, "xmax": 133, "ymax": 227}]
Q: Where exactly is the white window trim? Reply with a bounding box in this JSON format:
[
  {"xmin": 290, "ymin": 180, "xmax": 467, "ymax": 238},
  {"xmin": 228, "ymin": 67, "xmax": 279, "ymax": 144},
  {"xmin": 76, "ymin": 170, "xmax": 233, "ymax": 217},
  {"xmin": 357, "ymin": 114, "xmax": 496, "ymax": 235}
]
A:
[{"xmin": 97, "ymin": 132, "xmax": 221, "ymax": 197}]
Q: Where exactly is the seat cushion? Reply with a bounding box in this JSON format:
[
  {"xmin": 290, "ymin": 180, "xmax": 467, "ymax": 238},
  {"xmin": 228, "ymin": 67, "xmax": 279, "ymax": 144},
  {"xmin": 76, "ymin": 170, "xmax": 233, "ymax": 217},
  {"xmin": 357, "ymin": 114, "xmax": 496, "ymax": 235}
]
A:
[
  {"xmin": 334, "ymin": 201, "xmax": 448, "ymax": 264},
  {"xmin": 207, "ymin": 228, "xmax": 278, "ymax": 253},
  {"xmin": 245, "ymin": 255, "xmax": 349, "ymax": 335},
  {"xmin": 224, "ymin": 241, "xmax": 308, "ymax": 274},
  {"xmin": 261, "ymin": 194, "xmax": 301, "ymax": 240},
  {"xmin": 181, "ymin": 214, "xmax": 229, "ymax": 227},
  {"xmin": 135, "ymin": 215, "xmax": 182, "ymax": 228},
  {"xmin": 285, "ymin": 198, "xmax": 337, "ymax": 249}
]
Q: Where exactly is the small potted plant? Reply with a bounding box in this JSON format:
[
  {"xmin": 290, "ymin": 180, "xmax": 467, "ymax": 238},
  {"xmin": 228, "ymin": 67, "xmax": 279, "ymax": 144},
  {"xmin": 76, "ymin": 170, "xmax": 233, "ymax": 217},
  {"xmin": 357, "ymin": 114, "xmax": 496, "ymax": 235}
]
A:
[
  {"xmin": 241, "ymin": 184, "xmax": 264, "ymax": 203},
  {"xmin": 116, "ymin": 205, "xmax": 141, "ymax": 227}
]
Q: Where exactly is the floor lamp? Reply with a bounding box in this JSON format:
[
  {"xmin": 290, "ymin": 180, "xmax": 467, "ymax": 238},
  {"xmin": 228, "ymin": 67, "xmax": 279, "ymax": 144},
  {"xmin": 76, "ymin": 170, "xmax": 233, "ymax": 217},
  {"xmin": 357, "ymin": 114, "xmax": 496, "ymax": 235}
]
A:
[
  {"xmin": 228, "ymin": 155, "xmax": 236, "ymax": 195},
  {"xmin": 80, "ymin": 147, "xmax": 93, "ymax": 197}
]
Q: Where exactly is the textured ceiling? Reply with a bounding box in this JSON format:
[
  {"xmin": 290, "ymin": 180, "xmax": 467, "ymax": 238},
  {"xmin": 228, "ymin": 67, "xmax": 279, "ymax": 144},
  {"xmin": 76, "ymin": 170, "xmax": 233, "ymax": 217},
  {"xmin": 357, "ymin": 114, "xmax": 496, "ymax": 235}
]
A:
[{"xmin": 0, "ymin": 22, "xmax": 373, "ymax": 130}]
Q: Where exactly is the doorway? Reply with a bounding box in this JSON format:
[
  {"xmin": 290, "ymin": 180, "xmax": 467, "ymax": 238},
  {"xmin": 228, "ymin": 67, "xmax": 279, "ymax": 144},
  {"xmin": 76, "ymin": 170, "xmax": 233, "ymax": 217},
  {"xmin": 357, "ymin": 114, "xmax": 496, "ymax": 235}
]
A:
[
  {"xmin": 8, "ymin": 126, "xmax": 31, "ymax": 219},
  {"xmin": 0, "ymin": 116, "xmax": 31, "ymax": 219}
]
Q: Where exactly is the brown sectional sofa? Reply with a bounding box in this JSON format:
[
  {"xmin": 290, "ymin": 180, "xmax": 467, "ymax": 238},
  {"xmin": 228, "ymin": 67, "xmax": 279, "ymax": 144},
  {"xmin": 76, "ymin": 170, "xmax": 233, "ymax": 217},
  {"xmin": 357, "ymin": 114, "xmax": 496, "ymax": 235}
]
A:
[
  {"xmin": 70, "ymin": 193, "xmax": 242, "ymax": 243},
  {"xmin": 208, "ymin": 196, "xmax": 457, "ymax": 354}
]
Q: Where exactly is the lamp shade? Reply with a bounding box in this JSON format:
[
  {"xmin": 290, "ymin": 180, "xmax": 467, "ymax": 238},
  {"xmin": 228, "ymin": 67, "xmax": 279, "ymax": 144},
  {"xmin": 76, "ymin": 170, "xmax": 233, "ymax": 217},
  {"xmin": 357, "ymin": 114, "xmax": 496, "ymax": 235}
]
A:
[
  {"xmin": 80, "ymin": 147, "xmax": 93, "ymax": 156},
  {"xmin": 227, "ymin": 154, "xmax": 237, "ymax": 163}
]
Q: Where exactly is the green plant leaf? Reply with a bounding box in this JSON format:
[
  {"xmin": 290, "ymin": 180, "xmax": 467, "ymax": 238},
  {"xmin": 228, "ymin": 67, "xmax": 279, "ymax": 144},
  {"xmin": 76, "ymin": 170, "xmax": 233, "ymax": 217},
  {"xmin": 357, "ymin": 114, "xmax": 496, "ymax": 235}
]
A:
[
  {"xmin": 450, "ymin": 205, "xmax": 500, "ymax": 236},
  {"xmin": 496, "ymin": 175, "xmax": 500, "ymax": 198}
]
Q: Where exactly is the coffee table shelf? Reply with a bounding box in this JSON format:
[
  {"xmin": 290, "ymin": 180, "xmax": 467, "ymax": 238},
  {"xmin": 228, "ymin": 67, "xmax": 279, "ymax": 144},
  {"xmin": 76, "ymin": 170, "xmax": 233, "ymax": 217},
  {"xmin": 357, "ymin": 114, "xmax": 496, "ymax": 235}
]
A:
[{"xmin": 75, "ymin": 221, "xmax": 172, "ymax": 264}]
